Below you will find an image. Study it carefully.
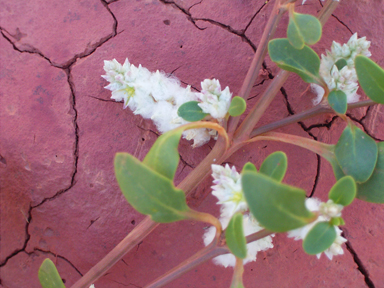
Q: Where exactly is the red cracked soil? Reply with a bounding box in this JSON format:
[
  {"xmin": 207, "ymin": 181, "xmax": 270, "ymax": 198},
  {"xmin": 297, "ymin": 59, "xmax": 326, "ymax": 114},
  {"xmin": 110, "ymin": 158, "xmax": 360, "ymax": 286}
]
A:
[{"xmin": 1, "ymin": 0, "xmax": 384, "ymax": 287}]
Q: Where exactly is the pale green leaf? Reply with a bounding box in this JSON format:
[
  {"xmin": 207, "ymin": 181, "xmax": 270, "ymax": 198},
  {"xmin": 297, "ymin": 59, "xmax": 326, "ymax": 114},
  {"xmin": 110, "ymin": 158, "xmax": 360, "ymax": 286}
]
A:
[
  {"xmin": 259, "ymin": 151, "xmax": 287, "ymax": 182},
  {"xmin": 115, "ymin": 153, "xmax": 189, "ymax": 223},
  {"xmin": 355, "ymin": 55, "xmax": 384, "ymax": 104},
  {"xmin": 303, "ymin": 222, "xmax": 337, "ymax": 255},
  {"xmin": 268, "ymin": 38, "xmax": 321, "ymax": 84},
  {"xmin": 242, "ymin": 171, "xmax": 315, "ymax": 232},
  {"xmin": 328, "ymin": 90, "xmax": 347, "ymax": 114},
  {"xmin": 143, "ymin": 129, "xmax": 183, "ymax": 180},
  {"xmin": 229, "ymin": 96, "xmax": 247, "ymax": 117},
  {"xmin": 328, "ymin": 176, "xmax": 356, "ymax": 206},
  {"xmin": 38, "ymin": 259, "xmax": 66, "ymax": 288},
  {"xmin": 177, "ymin": 101, "xmax": 208, "ymax": 122},
  {"xmin": 357, "ymin": 142, "xmax": 384, "ymax": 203},
  {"xmin": 335, "ymin": 124, "xmax": 378, "ymax": 183},
  {"xmin": 225, "ymin": 213, "xmax": 247, "ymax": 259},
  {"xmin": 287, "ymin": 12, "xmax": 322, "ymax": 49}
]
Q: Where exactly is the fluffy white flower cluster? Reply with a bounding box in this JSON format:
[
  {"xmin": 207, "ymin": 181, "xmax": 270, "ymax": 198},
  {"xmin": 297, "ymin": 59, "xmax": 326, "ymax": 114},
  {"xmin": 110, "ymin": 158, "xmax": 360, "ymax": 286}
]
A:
[
  {"xmin": 197, "ymin": 79, "xmax": 232, "ymax": 120},
  {"xmin": 312, "ymin": 33, "xmax": 371, "ymax": 105},
  {"xmin": 203, "ymin": 164, "xmax": 274, "ymax": 267},
  {"xmin": 102, "ymin": 59, "xmax": 232, "ymax": 147},
  {"xmin": 288, "ymin": 198, "xmax": 347, "ymax": 260}
]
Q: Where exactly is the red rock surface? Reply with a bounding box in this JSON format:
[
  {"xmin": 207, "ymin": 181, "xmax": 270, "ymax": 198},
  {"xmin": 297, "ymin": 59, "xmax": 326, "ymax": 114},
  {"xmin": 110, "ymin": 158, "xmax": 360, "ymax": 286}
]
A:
[{"xmin": 1, "ymin": 1, "xmax": 383, "ymax": 287}]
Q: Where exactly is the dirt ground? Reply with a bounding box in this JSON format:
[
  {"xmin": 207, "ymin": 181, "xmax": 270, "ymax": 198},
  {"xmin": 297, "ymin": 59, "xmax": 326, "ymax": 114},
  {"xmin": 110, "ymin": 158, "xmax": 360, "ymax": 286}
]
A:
[{"xmin": 1, "ymin": 0, "xmax": 384, "ymax": 287}]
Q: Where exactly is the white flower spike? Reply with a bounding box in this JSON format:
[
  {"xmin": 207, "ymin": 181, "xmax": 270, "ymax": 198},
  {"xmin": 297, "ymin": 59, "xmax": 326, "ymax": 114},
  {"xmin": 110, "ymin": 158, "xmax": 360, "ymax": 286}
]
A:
[
  {"xmin": 203, "ymin": 164, "xmax": 274, "ymax": 267},
  {"xmin": 312, "ymin": 33, "xmax": 371, "ymax": 105},
  {"xmin": 102, "ymin": 59, "xmax": 233, "ymax": 147}
]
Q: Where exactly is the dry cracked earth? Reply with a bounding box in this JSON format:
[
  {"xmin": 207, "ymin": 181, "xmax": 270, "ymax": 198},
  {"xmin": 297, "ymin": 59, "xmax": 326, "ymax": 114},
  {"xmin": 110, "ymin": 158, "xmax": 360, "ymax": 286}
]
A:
[{"xmin": 1, "ymin": 0, "xmax": 384, "ymax": 287}]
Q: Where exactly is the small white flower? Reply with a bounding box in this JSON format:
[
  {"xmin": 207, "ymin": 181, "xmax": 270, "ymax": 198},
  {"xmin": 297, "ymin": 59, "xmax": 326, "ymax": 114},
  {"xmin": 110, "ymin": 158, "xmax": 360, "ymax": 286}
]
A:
[
  {"xmin": 287, "ymin": 198, "xmax": 347, "ymax": 261},
  {"xmin": 204, "ymin": 213, "xmax": 274, "ymax": 268},
  {"xmin": 197, "ymin": 79, "xmax": 232, "ymax": 119},
  {"xmin": 313, "ymin": 33, "xmax": 371, "ymax": 105},
  {"xmin": 319, "ymin": 200, "xmax": 343, "ymax": 219},
  {"xmin": 89, "ymin": 285, "xmax": 95, "ymax": 288},
  {"xmin": 319, "ymin": 226, "xmax": 347, "ymax": 260},
  {"xmin": 203, "ymin": 164, "xmax": 274, "ymax": 267},
  {"xmin": 211, "ymin": 164, "xmax": 247, "ymax": 225}
]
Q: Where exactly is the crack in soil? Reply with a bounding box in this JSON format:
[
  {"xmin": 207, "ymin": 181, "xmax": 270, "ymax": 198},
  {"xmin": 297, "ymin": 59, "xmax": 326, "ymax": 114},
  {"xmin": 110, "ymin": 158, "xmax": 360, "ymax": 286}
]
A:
[
  {"xmin": 347, "ymin": 110, "xmax": 384, "ymax": 142},
  {"xmin": 0, "ymin": 0, "xmax": 118, "ymax": 69},
  {"xmin": 159, "ymin": 0, "xmax": 266, "ymax": 52},
  {"xmin": 32, "ymin": 248, "xmax": 83, "ymax": 277},
  {"xmin": 0, "ymin": 67, "xmax": 80, "ymax": 270},
  {"xmin": 343, "ymin": 231, "xmax": 376, "ymax": 288},
  {"xmin": 279, "ymin": 86, "xmax": 321, "ymax": 197},
  {"xmin": 0, "ymin": 27, "xmax": 53, "ymax": 65},
  {"xmin": 31, "ymin": 68, "xmax": 79, "ymax": 209},
  {"xmin": 0, "ymin": 205, "xmax": 32, "ymax": 267},
  {"xmin": 88, "ymin": 95, "xmax": 120, "ymax": 103},
  {"xmin": 318, "ymin": 0, "xmax": 353, "ymax": 34}
]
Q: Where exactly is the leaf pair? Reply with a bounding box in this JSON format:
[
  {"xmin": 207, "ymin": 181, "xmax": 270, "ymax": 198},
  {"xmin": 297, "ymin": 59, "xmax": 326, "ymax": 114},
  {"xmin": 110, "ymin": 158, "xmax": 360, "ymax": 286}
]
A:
[
  {"xmin": 302, "ymin": 176, "xmax": 356, "ymax": 255},
  {"xmin": 226, "ymin": 152, "xmax": 289, "ymax": 259},
  {"xmin": 241, "ymin": 152, "xmax": 315, "ymax": 233},
  {"xmin": 115, "ymin": 129, "xmax": 190, "ymax": 223},
  {"xmin": 287, "ymin": 11, "xmax": 322, "ymax": 50},
  {"xmin": 177, "ymin": 96, "xmax": 247, "ymax": 122},
  {"xmin": 325, "ymin": 123, "xmax": 384, "ymax": 203}
]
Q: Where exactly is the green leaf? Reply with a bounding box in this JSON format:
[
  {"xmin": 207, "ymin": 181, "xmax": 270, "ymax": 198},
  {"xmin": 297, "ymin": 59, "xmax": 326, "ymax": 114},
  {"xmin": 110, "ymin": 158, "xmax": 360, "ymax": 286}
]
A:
[
  {"xmin": 143, "ymin": 129, "xmax": 183, "ymax": 180},
  {"xmin": 335, "ymin": 123, "xmax": 378, "ymax": 183},
  {"xmin": 177, "ymin": 101, "xmax": 208, "ymax": 122},
  {"xmin": 287, "ymin": 12, "xmax": 322, "ymax": 49},
  {"xmin": 327, "ymin": 152, "xmax": 345, "ymax": 180},
  {"xmin": 330, "ymin": 217, "xmax": 345, "ymax": 226},
  {"xmin": 229, "ymin": 96, "xmax": 247, "ymax": 117},
  {"xmin": 115, "ymin": 153, "xmax": 189, "ymax": 223},
  {"xmin": 38, "ymin": 259, "xmax": 66, "ymax": 288},
  {"xmin": 357, "ymin": 142, "xmax": 384, "ymax": 203},
  {"xmin": 355, "ymin": 55, "xmax": 384, "ymax": 104},
  {"xmin": 225, "ymin": 213, "xmax": 247, "ymax": 259},
  {"xmin": 335, "ymin": 58, "xmax": 348, "ymax": 70},
  {"xmin": 259, "ymin": 151, "xmax": 287, "ymax": 182},
  {"xmin": 328, "ymin": 90, "xmax": 347, "ymax": 114},
  {"xmin": 268, "ymin": 38, "xmax": 321, "ymax": 84},
  {"xmin": 303, "ymin": 222, "xmax": 337, "ymax": 255},
  {"xmin": 242, "ymin": 162, "xmax": 257, "ymax": 173},
  {"xmin": 328, "ymin": 176, "xmax": 356, "ymax": 206},
  {"xmin": 242, "ymin": 171, "xmax": 315, "ymax": 232}
]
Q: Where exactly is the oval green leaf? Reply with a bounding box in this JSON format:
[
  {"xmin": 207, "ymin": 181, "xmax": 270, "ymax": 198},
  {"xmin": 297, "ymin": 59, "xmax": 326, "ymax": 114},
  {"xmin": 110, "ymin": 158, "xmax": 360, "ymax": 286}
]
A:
[
  {"xmin": 335, "ymin": 58, "xmax": 348, "ymax": 71},
  {"xmin": 357, "ymin": 142, "xmax": 384, "ymax": 203},
  {"xmin": 229, "ymin": 96, "xmax": 247, "ymax": 117},
  {"xmin": 259, "ymin": 151, "xmax": 287, "ymax": 182},
  {"xmin": 330, "ymin": 217, "xmax": 345, "ymax": 226},
  {"xmin": 355, "ymin": 55, "xmax": 384, "ymax": 104},
  {"xmin": 225, "ymin": 213, "xmax": 247, "ymax": 259},
  {"xmin": 115, "ymin": 153, "xmax": 189, "ymax": 223},
  {"xmin": 328, "ymin": 176, "xmax": 356, "ymax": 206},
  {"xmin": 335, "ymin": 123, "xmax": 378, "ymax": 183},
  {"xmin": 143, "ymin": 129, "xmax": 183, "ymax": 180},
  {"xmin": 303, "ymin": 222, "xmax": 337, "ymax": 255},
  {"xmin": 38, "ymin": 259, "xmax": 66, "ymax": 288},
  {"xmin": 287, "ymin": 12, "xmax": 322, "ymax": 49},
  {"xmin": 177, "ymin": 101, "xmax": 208, "ymax": 122},
  {"xmin": 242, "ymin": 162, "xmax": 257, "ymax": 173},
  {"xmin": 242, "ymin": 171, "xmax": 315, "ymax": 232},
  {"xmin": 268, "ymin": 38, "xmax": 321, "ymax": 84},
  {"xmin": 328, "ymin": 90, "xmax": 347, "ymax": 114}
]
